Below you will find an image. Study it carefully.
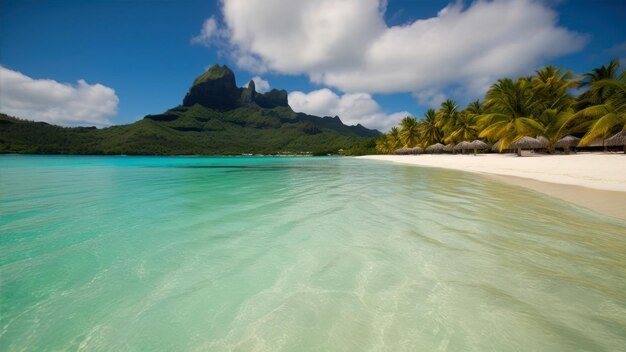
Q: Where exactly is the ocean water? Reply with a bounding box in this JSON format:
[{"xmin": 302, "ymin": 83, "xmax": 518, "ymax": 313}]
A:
[{"xmin": 1, "ymin": 155, "xmax": 625, "ymax": 351}]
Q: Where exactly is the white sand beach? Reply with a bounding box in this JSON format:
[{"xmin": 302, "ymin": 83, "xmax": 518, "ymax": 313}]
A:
[{"xmin": 359, "ymin": 153, "xmax": 626, "ymax": 220}]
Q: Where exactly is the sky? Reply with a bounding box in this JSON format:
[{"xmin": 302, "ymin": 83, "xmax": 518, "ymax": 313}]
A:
[{"xmin": 0, "ymin": 0, "xmax": 625, "ymax": 131}]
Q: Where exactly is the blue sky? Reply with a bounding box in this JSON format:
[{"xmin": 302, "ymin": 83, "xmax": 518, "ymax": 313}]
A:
[{"xmin": 1, "ymin": 0, "xmax": 625, "ymax": 130}]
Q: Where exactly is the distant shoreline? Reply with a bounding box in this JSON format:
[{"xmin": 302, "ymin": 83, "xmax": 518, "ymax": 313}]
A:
[{"xmin": 358, "ymin": 153, "xmax": 626, "ymax": 221}]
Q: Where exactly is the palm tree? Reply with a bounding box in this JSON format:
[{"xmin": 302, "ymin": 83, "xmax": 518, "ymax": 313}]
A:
[
  {"xmin": 533, "ymin": 65, "xmax": 577, "ymax": 112},
  {"xmin": 477, "ymin": 78, "xmax": 544, "ymax": 150},
  {"xmin": 445, "ymin": 111, "xmax": 478, "ymax": 144},
  {"xmin": 387, "ymin": 126, "xmax": 402, "ymax": 151},
  {"xmin": 575, "ymin": 70, "xmax": 626, "ymax": 146},
  {"xmin": 399, "ymin": 116, "xmax": 421, "ymax": 147},
  {"xmin": 577, "ymin": 59, "xmax": 621, "ymax": 109},
  {"xmin": 436, "ymin": 99, "xmax": 460, "ymax": 137},
  {"xmin": 418, "ymin": 109, "xmax": 441, "ymax": 146},
  {"xmin": 536, "ymin": 109, "xmax": 575, "ymax": 153}
]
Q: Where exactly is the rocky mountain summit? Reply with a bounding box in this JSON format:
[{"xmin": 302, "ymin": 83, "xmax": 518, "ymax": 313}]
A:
[{"xmin": 182, "ymin": 64, "xmax": 288, "ymax": 110}]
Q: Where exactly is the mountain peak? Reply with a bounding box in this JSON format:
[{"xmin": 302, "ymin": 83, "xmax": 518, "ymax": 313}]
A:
[
  {"xmin": 183, "ymin": 64, "xmax": 289, "ymax": 111},
  {"xmin": 192, "ymin": 64, "xmax": 234, "ymax": 86}
]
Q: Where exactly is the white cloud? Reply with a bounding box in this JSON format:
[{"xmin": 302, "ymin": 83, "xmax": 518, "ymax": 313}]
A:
[
  {"xmin": 0, "ymin": 66, "xmax": 118, "ymax": 126},
  {"xmin": 199, "ymin": 0, "xmax": 587, "ymax": 102},
  {"xmin": 191, "ymin": 16, "xmax": 222, "ymax": 47},
  {"xmin": 288, "ymin": 89, "xmax": 410, "ymax": 131},
  {"xmin": 247, "ymin": 76, "xmax": 270, "ymax": 93},
  {"xmin": 414, "ymin": 89, "xmax": 447, "ymax": 109}
]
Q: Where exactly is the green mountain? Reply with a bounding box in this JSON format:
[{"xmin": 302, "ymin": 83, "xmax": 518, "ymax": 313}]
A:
[{"xmin": 0, "ymin": 65, "xmax": 380, "ymax": 155}]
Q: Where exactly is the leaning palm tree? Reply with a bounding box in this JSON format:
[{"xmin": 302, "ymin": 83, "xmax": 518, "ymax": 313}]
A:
[
  {"xmin": 575, "ymin": 70, "xmax": 626, "ymax": 147},
  {"xmin": 399, "ymin": 116, "xmax": 421, "ymax": 147},
  {"xmin": 419, "ymin": 109, "xmax": 442, "ymax": 146},
  {"xmin": 477, "ymin": 78, "xmax": 544, "ymax": 151},
  {"xmin": 577, "ymin": 59, "xmax": 621, "ymax": 109}
]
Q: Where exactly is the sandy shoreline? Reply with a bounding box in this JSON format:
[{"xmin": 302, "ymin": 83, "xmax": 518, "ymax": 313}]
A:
[{"xmin": 358, "ymin": 154, "xmax": 626, "ymax": 221}]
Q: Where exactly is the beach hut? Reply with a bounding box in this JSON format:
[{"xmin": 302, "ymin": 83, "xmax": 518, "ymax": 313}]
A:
[
  {"xmin": 394, "ymin": 148, "xmax": 409, "ymax": 155},
  {"xmin": 426, "ymin": 143, "xmax": 445, "ymax": 154},
  {"xmin": 510, "ymin": 136, "xmax": 543, "ymax": 157},
  {"xmin": 408, "ymin": 147, "xmax": 424, "ymax": 155},
  {"xmin": 443, "ymin": 143, "xmax": 455, "ymax": 154},
  {"xmin": 606, "ymin": 130, "xmax": 626, "ymax": 153},
  {"xmin": 454, "ymin": 141, "xmax": 471, "ymax": 154},
  {"xmin": 555, "ymin": 135, "xmax": 580, "ymax": 154},
  {"xmin": 537, "ymin": 136, "xmax": 550, "ymax": 150},
  {"xmin": 468, "ymin": 140, "xmax": 488, "ymax": 156}
]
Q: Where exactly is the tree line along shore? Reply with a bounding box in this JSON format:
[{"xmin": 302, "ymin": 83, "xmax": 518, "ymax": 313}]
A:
[{"xmin": 375, "ymin": 59, "xmax": 626, "ymax": 155}]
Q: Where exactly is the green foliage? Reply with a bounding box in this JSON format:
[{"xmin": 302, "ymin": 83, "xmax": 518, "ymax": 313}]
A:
[
  {"xmin": 192, "ymin": 64, "xmax": 233, "ymax": 86},
  {"xmin": 0, "ymin": 102, "xmax": 380, "ymax": 155},
  {"xmin": 374, "ymin": 59, "xmax": 625, "ymax": 154}
]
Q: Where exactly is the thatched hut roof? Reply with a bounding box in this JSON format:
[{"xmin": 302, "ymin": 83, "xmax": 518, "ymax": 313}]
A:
[
  {"xmin": 443, "ymin": 143, "xmax": 455, "ymax": 152},
  {"xmin": 491, "ymin": 140, "xmax": 502, "ymax": 152},
  {"xmin": 555, "ymin": 135, "xmax": 581, "ymax": 148},
  {"xmin": 426, "ymin": 143, "xmax": 445, "ymax": 153},
  {"xmin": 606, "ymin": 131, "xmax": 626, "ymax": 146},
  {"xmin": 537, "ymin": 136, "xmax": 549, "ymax": 148},
  {"xmin": 510, "ymin": 136, "xmax": 543, "ymax": 149},
  {"xmin": 407, "ymin": 147, "xmax": 424, "ymax": 154},
  {"xmin": 469, "ymin": 140, "xmax": 488, "ymax": 149},
  {"xmin": 454, "ymin": 141, "xmax": 471, "ymax": 150},
  {"xmin": 394, "ymin": 148, "xmax": 410, "ymax": 155}
]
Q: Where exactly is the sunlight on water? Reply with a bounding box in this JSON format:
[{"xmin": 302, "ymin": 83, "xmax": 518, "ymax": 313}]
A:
[{"xmin": 1, "ymin": 155, "xmax": 625, "ymax": 351}]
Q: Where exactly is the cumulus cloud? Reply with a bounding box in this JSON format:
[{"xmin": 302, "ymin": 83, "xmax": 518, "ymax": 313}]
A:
[
  {"xmin": 198, "ymin": 0, "xmax": 587, "ymax": 101},
  {"xmin": 0, "ymin": 66, "xmax": 118, "ymax": 126},
  {"xmin": 288, "ymin": 89, "xmax": 410, "ymax": 131},
  {"xmin": 191, "ymin": 16, "xmax": 222, "ymax": 46},
  {"xmin": 247, "ymin": 76, "xmax": 270, "ymax": 93}
]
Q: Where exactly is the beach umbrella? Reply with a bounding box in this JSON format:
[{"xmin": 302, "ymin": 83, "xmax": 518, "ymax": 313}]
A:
[
  {"xmin": 454, "ymin": 141, "xmax": 471, "ymax": 154},
  {"xmin": 510, "ymin": 136, "xmax": 543, "ymax": 157},
  {"xmin": 426, "ymin": 143, "xmax": 445, "ymax": 154},
  {"xmin": 537, "ymin": 136, "xmax": 550, "ymax": 149},
  {"xmin": 468, "ymin": 140, "xmax": 488, "ymax": 156},
  {"xmin": 555, "ymin": 135, "xmax": 580, "ymax": 155},
  {"xmin": 443, "ymin": 143, "xmax": 455, "ymax": 153},
  {"xmin": 394, "ymin": 148, "xmax": 408, "ymax": 155},
  {"xmin": 408, "ymin": 147, "xmax": 424, "ymax": 155},
  {"xmin": 606, "ymin": 130, "xmax": 626, "ymax": 153}
]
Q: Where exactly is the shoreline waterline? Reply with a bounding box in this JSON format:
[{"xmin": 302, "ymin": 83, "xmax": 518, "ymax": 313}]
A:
[{"xmin": 358, "ymin": 154, "xmax": 626, "ymax": 221}]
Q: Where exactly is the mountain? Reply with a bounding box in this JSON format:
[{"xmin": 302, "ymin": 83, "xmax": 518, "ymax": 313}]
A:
[{"xmin": 0, "ymin": 65, "xmax": 380, "ymax": 155}]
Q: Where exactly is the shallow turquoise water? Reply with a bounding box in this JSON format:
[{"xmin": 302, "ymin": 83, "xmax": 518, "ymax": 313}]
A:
[{"xmin": 1, "ymin": 155, "xmax": 625, "ymax": 351}]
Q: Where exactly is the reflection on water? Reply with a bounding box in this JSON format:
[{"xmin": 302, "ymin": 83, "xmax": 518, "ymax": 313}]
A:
[{"xmin": 1, "ymin": 155, "xmax": 625, "ymax": 351}]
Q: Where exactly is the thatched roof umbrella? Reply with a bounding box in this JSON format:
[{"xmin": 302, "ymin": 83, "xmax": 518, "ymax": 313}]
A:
[
  {"xmin": 408, "ymin": 146, "xmax": 424, "ymax": 155},
  {"xmin": 606, "ymin": 130, "xmax": 626, "ymax": 153},
  {"xmin": 426, "ymin": 143, "xmax": 445, "ymax": 154},
  {"xmin": 555, "ymin": 135, "xmax": 580, "ymax": 155},
  {"xmin": 394, "ymin": 148, "xmax": 409, "ymax": 155},
  {"xmin": 443, "ymin": 143, "xmax": 455, "ymax": 153},
  {"xmin": 510, "ymin": 136, "xmax": 543, "ymax": 157},
  {"xmin": 537, "ymin": 136, "xmax": 549, "ymax": 149},
  {"xmin": 454, "ymin": 141, "xmax": 471, "ymax": 154},
  {"xmin": 468, "ymin": 140, "xmax": 488, "ymax": 156}
]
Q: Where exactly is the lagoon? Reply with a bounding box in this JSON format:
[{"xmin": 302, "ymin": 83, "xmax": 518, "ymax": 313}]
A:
[{"xmin": 1, "ymin": 155, "xmax": 625, "ymax": 351}]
